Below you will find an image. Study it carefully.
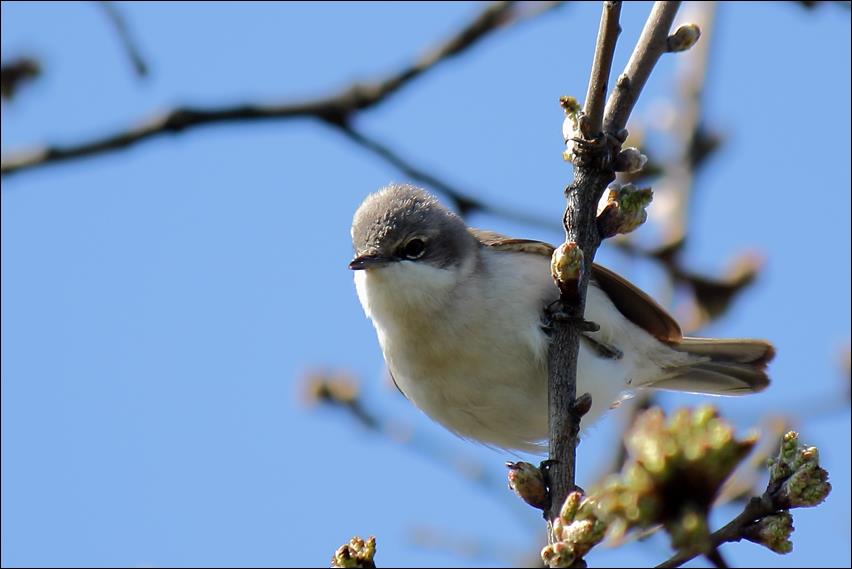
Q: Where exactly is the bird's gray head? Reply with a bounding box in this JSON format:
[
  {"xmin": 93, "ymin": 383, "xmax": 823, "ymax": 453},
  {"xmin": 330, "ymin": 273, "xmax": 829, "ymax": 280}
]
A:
[{"xmin": 349, "ymin": 184, "xmax": 476, "ymax": 271}]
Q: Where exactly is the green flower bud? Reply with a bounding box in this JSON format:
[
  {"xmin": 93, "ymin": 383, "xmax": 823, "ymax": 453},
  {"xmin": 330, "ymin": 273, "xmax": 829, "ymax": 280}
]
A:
[
  {"xmin": 745, "ymin": 512, "xmax": 794, "ymax": 554},
  {"xmin": 560, "ymin": 491, "xmax": 583, "ymax": 523},
  {"xmin": 594, "ymin": 406, "xmax": 754, "ymax": 555},
  {"xmin": 543, "ymin": 491, "xmax": 607, "ymax": 567},
  {"xmin": 597, "ymin": 183, "xmax": 654, "ymax": 238},
  {"xmin": 769, "ymin": 431, "xmax": 832, "ymax": 508}
]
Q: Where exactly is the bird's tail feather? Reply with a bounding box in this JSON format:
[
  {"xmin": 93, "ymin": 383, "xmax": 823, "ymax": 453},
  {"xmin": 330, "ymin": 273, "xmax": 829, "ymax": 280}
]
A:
[{"xmin": 644, "ymin": 338, "xmax": 774, "ymax": 395}]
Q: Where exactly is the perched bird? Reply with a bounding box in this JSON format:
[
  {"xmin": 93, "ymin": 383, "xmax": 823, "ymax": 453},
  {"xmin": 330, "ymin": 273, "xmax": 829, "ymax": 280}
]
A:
[{"xmin": 349, "ymin": 184, "xmax": 773, "ymax": 452}]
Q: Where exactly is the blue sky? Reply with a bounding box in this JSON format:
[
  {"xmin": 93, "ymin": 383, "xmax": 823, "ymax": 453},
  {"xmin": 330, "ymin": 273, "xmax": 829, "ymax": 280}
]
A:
[{"xmin": 2, "ymin": 2, "xmax": 850, "ymax": 567}]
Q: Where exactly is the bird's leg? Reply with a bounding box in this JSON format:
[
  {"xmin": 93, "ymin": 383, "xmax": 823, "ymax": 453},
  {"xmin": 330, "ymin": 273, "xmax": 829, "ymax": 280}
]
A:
[
  {"xmin": 542, "ymin": 301, "xmax": 621, "ymax": 360},
  {"xmin": 542, "ymin": 300, "xmax": 600, "ymax": 333}
]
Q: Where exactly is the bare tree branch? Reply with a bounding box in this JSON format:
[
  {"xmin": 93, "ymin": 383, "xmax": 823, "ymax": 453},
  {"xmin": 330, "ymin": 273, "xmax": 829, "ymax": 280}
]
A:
[
  {"xmin": 97, "ymin": 1, "xmax": 149, "ymax": 78},
  {"xmin": 603, "ymin": 1, "xmax": 682, "ymax": 133},
  {"xmin": 331, "ymin": 122, "xmax": 556, "ymax": 229},
  {"xmin": 0, "ymin": 57, "xmax": 41, "ymax": 101},
  {"xmin": 2, "ymin": 1, "xmax": 563, "ymax": 177},
  {"xmin": 581, "ymin": 1, "xmax": 622, "ymax": 138}
]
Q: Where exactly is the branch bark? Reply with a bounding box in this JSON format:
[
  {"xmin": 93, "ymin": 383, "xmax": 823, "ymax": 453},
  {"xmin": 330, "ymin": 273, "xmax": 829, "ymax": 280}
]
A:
[
  {"xmin": 546, "ymin": 166, "xmax": 613, "ymax": 533},
  {"xmin": 545, "ymin": 0, "xmax": 624, "ymax": 533},
  {"xmin": 581, "ymin": 1, "xmax": 622, "ymax": 138},
  {"xmin": 546, "ymin": 0, "xmax": 683, "ymax": 549}
]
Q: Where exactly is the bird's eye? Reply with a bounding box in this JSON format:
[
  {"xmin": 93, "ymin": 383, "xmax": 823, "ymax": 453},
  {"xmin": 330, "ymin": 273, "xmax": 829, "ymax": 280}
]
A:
[{"xmin": 403, "ymin": 238, "xmax": 426, "ymax": 260}]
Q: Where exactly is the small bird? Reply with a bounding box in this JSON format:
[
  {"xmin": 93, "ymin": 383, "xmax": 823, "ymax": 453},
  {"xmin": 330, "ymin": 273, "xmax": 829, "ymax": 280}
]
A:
[{"xmin": 349, "ymin": 184, "xmax": 773, "ymax": 452}]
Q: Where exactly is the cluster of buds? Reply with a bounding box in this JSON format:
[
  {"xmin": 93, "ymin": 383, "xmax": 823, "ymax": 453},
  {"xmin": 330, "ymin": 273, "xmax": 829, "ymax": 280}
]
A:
[
  {"xmin": 597, "ymin": 182, "xmax": 654, "ymax": 238},
  {"xmin": 560, "ymin": 94, "xmax": 649, "ymax": 175},
  {"xmin": 541, "ymin": 491, "xmax": 608, "ymax": 568},
  {"xmin": 768, "ymin": 431, "xmax": 831, "ymax": 509},
  {"xmin": 744, "ymin": 512, "xmax": 794, "ymax": 554},
  {"xmin": 331, "ymin": 536, "xmax": 377, "ymax": 568},
  {"xmin": 594, "ymin": 407, "xmax": 756, "ymax": 555}
]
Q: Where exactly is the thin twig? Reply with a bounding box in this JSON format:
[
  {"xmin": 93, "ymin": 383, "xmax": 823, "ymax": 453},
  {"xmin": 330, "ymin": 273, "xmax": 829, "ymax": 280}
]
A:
[
  {"xmin": 581, "ymin": 1, "xmax": 622, "ymax": 137},
  {"xmin": 3, "ymin": 1, "xmax": 555, "ymax": 176},
  {"xmin": 97, "ymin": 1, "xmax": 149, "ymax": 78},
  {"xmin": 603, "ymin": 1, "xmax": 682, "ymax": 133},
  {"xmin": 332, "ymin": 122, "xmax": 557, "ymax": 229}
]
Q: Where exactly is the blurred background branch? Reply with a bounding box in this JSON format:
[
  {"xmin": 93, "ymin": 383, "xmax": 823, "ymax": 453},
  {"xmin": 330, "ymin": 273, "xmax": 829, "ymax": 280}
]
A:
[
  {"xmin": 332, "ymin": 122, "xmax": 556, "ymax": 229},
  {"xmin": 0, "ymin": 56, "xmax": 40, "ymax": 101},
  {"xmin": 300, "ymin": 370, "xmax": 538, "ymax": 525},
  {"xmin": 96, "ymin": 1, "xmax": 149, "ymax": 78},
  {"xmin": 1, "ymin": 1, "xmax": 562, "ymax": 177}
]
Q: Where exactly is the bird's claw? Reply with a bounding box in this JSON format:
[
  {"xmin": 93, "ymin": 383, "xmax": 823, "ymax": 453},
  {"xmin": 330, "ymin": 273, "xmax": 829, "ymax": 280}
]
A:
[{"xmin": 542, "ymin": 301, "xmax": 600, "ymax": 333}]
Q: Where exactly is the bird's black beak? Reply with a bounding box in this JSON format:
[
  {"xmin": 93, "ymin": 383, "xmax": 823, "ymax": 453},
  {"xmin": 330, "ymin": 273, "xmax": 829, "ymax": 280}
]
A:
[{"xmin": 349, "ymin": 254, "xmax": 393, "ymax": 271}]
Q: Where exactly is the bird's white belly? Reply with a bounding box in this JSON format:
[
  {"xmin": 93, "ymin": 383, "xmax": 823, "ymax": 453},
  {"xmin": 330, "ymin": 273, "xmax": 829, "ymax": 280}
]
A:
[{"xmin": 377, "ymin": 316, "xmax": 629, "ymax": 453}]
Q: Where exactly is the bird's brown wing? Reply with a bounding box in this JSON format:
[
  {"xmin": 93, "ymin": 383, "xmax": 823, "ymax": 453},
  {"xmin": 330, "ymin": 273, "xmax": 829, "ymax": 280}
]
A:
[
  {"xmin": 470, "ymin": 228, "xmax": 557, "ymax": 257},
  {"xmin": 469, "ymin": 228, "xmax": 683, "ymax": 343}
]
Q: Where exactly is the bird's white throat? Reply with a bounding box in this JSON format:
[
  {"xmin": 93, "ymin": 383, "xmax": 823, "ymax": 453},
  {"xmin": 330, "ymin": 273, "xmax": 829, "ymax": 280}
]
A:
[{"xmin": 354, "ymin": 257, "xmax": 474, "ymax": 326}]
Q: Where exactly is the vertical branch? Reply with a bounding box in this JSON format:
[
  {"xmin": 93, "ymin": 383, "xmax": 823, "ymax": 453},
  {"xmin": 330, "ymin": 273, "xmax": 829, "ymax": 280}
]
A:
[
  {"xmin": 546, "ymin": 167, "xmax": 614, "ymax": 532},
  {"xmin": 545, "ymin": 1, "xmax": 623, "ymax": 530},
  {"xmin": 546, "ymin": 0, "xmax": 687, "ymax": 548}
]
